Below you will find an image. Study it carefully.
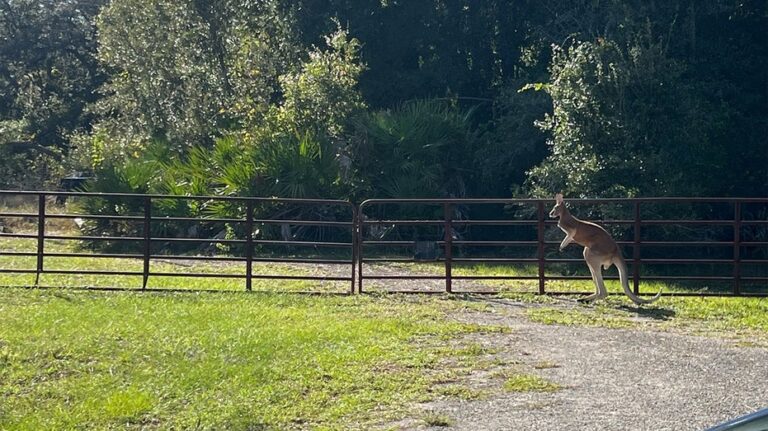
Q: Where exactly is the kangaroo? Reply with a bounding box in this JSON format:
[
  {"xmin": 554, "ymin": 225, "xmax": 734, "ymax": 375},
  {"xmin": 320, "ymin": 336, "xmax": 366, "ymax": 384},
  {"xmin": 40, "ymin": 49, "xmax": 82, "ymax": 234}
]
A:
[{"xmin": 549, "ymin": 193, "xmax": 661, "ymax": 304}]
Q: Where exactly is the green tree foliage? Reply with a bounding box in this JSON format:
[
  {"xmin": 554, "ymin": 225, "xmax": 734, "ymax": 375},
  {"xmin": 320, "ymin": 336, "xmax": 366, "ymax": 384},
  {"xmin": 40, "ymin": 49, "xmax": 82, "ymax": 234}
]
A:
[
  {"xmin": 92, "ymin": 0, "xmax": 300, "ymax": 157},
  {"xmin": 526, "ymin": 1, "xmax": 767, "ymax": 198},
  {"xmin": 1, "ymin": 0, "xmax": 765, "ymax": 200},
  {"xmin": 295, "ymin": 1, "xmax": 547, "ymax": 108},
  {"xmin": 0, "ymin": 0, "xmax": 106, "ymax": 187},
  {"xmin": 349, "ymin": 99, "xmax": 478, "ymax": 200}
]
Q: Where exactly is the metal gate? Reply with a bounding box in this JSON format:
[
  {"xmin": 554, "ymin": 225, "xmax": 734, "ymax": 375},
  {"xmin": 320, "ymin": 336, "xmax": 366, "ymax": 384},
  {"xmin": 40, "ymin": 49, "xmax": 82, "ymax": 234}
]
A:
[
  {"xmin": 357, "ymin": 197, "xmax": 768, "ymax": 296},
  {"xmin": 0, "ymin": 191, "xmax": 356, "ymax": 293}
]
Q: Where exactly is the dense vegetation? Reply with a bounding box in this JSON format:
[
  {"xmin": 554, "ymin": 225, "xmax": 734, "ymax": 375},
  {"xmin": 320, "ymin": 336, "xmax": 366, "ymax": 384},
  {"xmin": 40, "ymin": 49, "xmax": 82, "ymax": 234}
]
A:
[{"xmin": 1, "ymin": 0, "xmax": 766, "ymax": 199}]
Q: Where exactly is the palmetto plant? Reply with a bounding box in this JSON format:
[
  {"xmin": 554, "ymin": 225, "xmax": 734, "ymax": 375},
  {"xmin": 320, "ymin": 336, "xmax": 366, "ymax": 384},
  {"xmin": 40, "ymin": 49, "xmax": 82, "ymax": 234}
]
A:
[
  {"xmin": 352, "ymin": 99, "xmax": 475, "ymax": 201},
  {"xmin": 349, "ymin": 99, "xmax": 477, "ymax": 241}
]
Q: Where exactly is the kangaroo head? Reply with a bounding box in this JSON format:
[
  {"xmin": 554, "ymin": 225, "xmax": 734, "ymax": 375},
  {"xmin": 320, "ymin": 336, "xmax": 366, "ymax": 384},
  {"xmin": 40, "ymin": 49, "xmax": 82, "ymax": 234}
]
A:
[{"xmin": 549, "ymin": 193, "xmax": 566, "ymax": 218}]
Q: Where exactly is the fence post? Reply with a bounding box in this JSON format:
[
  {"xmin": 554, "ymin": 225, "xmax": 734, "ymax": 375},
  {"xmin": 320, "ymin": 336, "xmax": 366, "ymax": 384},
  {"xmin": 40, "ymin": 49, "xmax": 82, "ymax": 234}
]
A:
[
  {"xmin": 357, "ymin": 206, "xmax": 365, "ymax": 294},
  {"xmin": 733, "ymin": 201, "xmax": 741, "ymax": 295},
  {"xmin": 350, "ymin": 205, "xmax": 358, "ymax": 294},
  {"xmin": 633, "ymin": 201, "xmax": 641, "ymax": 295},
  {"xmin": 142, "ymin": 196, "xmax": 151, "ymax": 290},
  {"xmin": 444, "ymin": 203, "xmax": 453, "ymax": 293},
  {"xmin": 536, "ymin": 201, "xmax": 545, "ymax": 294},
  {"xmin": 244, "ymin": 201, "xmax": 254, "ymax": 292},
  {"xmin": 35, "ymin": 194, "xmax": 45, "ymax": 286}
]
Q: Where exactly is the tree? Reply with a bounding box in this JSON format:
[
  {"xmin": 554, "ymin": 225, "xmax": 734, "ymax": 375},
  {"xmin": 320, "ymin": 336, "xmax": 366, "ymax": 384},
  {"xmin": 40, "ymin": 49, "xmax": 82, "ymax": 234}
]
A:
[
  {"xmin": 91, "ymin": 0, "xmax": 300, "ymax": 159},
  {"xmin": 0, "ymin": 0, "xmax": 106, "ymax": 187},
  {"xmin": 525, "ymin": 1, "xmax": 767, "ymax": 198}
]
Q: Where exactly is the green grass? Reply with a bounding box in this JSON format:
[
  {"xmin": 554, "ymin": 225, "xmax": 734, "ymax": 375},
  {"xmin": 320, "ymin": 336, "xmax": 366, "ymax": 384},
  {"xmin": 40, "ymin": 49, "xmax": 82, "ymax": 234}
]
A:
[
  {"xmin": 0, "ymin": 289, "xmax": 495, "ymax": 430},
  {"xmin": 502, "ymin": 374, "xmax": 561, "ymax": 393},
  {"xmin": 523, "ymin": 296, "xmax": 768, "ymax": 339},
  {"xmin": 422, "ymin": 411, "xmax": 455, "ymax": 427},
  {"xmin": 1, "ymin": 235, "xmax": 766, "ymax": 429},
  {"xmin": 433, "ymin": 384, "xmax": 485, "ymax": 400}
]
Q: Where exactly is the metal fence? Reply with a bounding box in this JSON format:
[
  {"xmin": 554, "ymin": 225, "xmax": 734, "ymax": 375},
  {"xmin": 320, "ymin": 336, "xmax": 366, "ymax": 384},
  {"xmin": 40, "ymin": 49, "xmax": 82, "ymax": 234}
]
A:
[
  {"xmin": 358, "ymin": 197, "xmax": 768, "ymax": 296},
  {"xmin": 1, "ymin": 191, "xmax": 767, "ymax": 296},
  {"xmin": 0, "ymin": 191, "xmax": 356, "ymax": 293}
]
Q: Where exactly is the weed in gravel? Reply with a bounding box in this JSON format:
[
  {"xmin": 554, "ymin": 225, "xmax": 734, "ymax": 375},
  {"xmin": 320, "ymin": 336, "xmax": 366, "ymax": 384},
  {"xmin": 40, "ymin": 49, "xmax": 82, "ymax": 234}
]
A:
[
  {"xmin": 503, "ymin": 374, "xmax": 562, "ymax": 393},
  {"xmin": 422, "ymin": 411, "xmax": 455, "ymax": 427},
  {"xmin": 434, "ymin": 384, "xmax": 486, "ymax": 400}
]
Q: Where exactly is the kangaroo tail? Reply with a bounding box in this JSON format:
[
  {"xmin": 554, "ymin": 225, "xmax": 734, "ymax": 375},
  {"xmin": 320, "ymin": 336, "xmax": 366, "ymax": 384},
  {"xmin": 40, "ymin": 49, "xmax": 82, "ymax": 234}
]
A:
[{"xmin": 615, "ymin": 255, "xmax": 662, "ymax": 305}]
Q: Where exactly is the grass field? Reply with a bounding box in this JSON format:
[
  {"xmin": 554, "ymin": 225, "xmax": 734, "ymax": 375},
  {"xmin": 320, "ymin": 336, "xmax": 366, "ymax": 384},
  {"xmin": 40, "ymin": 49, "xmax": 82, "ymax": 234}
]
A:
[{"xmin": 0, "ymin": 288, "xmax": 505, "ymax": 430}]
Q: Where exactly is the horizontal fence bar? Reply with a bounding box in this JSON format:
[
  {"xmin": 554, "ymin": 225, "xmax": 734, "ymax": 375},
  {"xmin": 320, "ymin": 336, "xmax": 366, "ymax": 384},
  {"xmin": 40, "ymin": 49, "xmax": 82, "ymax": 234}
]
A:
[
  {"xmin": 33, "ymin": 214, "xmax": 358, "ymax": 226},
  {"xmin": 455, "ymin": 240, "xmax": 540, "ymax": 246},
  {"xmin": 359, "ymin": 197, "xmax": 768, "ymax": 205},
  {"xmin": 42, "ymin": 269, "xmax": 144, "ymax": 276},
  {"xmin": 0, "ymin": 190, "xmax": 355, "ymax": 205},
  {"xmin": 638, "ymin": 259, "xmax": 740, "ymax": 264},
  {"xmin": 252, "ymin": 219, "xmax": 353, "ymax": 227},
  {"xmin": 361, "ymin": 241, "xmax": 445, "ymax": 246},
  {"xmin": 253, "ymin": 240, "xmax": 353, "ymax": 247},
  {"xmin": 361, "ymin": 275, "xmax": 449, "ymax": 280},
  {"xmin": 45, "ymin": 213, "xmax": 144, "ymax": 221},
  {"xmin": 148, "ymin": 272, "xmax": 244, "ymax": 279},
  {"xmin": 150, "ymin": 255, "xmax": 246, "ymax": 262},
  {"xmin": 250, "ymin": 257, "xmax": 352, "ymax": 264},
  {"xmin": 0, "ymin": 233, "xmax": 38, "ymax": 239},
  {"xmin": 451, "ymin": 275, "xmax": 542, "ymax": 280},
  {"xmin": 0, "ymin": 212, "xmax": 37, "ymax": 218},
  {"xmin": 450, "ymin": 258, "xmax": 539, "ymax": 263},
  {"xmin": 150, "ymin": 237, "xmax": 245, "ymax": 244},
  {"xmin": 45, "ymin": 252, "xmax": 144, "ymax": 259},
  {"xmin": 149, "ymin": 216, "xmax": 245, "ymax": 223},
  {"xmin": 45, "ymin": 234, "xmax": 143, "ymax": 242},
  {"xmin": 248, "ymin": 275, "xmax": 351, "ymax": 281},
  {"xmin": 361, "ymin": 218, "xmax": 753, "ymax": 226},
  {"xmin": 0, "ymin": 251, "xmax": 37, "ymax": 257}
]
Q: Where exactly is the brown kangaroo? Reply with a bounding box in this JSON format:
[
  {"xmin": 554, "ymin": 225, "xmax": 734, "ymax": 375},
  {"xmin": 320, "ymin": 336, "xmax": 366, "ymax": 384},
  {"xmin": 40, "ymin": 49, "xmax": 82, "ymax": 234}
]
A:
[{"xmin": 549, "ymin": 193, "xmax": 661, "ymax": 304}]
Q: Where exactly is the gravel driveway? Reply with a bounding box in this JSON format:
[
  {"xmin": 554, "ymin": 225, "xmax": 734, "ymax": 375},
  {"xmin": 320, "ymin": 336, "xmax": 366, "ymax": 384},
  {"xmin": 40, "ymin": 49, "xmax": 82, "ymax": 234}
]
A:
[{"xmin": 402, "ymin": 299, "xmax": 768, "ymax": 431}]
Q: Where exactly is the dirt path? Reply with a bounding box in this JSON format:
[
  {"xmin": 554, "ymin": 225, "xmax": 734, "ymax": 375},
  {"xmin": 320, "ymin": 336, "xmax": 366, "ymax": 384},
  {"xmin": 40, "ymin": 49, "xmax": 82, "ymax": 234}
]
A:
[{"xmin": 396, "ymin": 298, "xmax": 768, "ymax": 431}]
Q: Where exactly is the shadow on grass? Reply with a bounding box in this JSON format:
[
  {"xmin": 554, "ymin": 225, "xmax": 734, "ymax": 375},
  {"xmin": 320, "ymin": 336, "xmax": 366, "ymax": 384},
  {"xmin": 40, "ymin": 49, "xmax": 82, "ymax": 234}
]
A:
[{"xmin": 616, "ymin": 304, "xmax": 676, "ymax": 321}]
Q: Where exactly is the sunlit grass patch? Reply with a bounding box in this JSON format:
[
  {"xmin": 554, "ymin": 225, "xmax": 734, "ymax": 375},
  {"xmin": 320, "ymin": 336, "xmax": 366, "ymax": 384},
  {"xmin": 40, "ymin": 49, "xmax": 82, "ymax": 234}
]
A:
[
  {"xmin": 422, "ymin": 411, "xmax": 455, "ymax": 427},
  {"xmin": 0, "ymin": 289, "xmax": 497, "ymax": 430},
  {"xmin": 433, "ymin": 384, "xmax": 486, "ymax": 400},
  {"xmin": 520, "ymin": 294, "xmax": 768, "ymax": 339},
  {"xmin": 503, "ymin": 374, "xmax": 562, "ymax": 393},
  {"xmin": 662, "ymin": 296, "xmax": 768, "ymax": 332}
]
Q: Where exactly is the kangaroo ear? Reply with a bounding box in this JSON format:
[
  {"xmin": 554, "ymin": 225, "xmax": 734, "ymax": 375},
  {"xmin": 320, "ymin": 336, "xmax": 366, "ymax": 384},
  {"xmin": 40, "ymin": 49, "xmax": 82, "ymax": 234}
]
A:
[{"xmin": 555, "ymin": 193, "xmax": 563, "ymax": 203}]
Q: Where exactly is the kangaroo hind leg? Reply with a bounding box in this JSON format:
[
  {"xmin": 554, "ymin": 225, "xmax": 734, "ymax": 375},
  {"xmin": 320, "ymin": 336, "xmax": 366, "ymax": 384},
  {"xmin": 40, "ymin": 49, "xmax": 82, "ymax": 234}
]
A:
[{"xmin": 579, "ymin": 248, "xmax": 608, "ymax": 302}]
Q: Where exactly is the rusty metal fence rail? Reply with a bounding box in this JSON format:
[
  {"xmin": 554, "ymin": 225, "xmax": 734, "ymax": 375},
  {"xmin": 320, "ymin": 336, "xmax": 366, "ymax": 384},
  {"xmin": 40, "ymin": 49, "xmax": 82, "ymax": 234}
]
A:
[
  {"xmin": 357, "ymin": 197, "xmax": 768, "ymax": 296},
  {"xmin": 1, "ymin": 191, "xmax": 767, "ymax": 296},
  {"xmin": 0, "ymin": 191, "xmax": 356, "ymax": 293}
]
